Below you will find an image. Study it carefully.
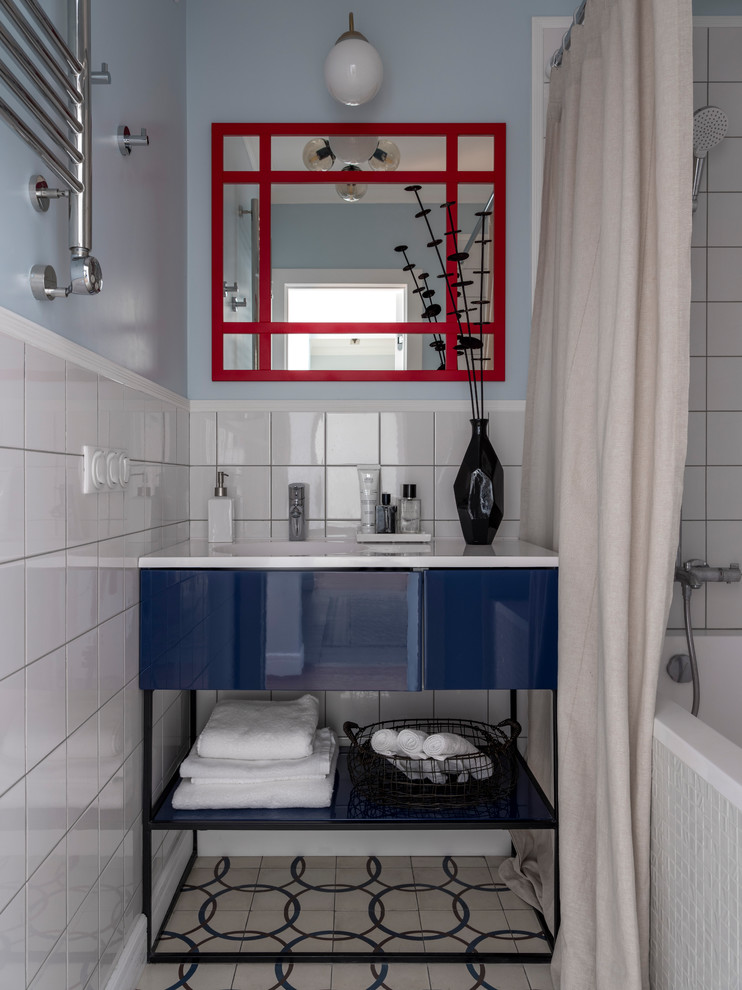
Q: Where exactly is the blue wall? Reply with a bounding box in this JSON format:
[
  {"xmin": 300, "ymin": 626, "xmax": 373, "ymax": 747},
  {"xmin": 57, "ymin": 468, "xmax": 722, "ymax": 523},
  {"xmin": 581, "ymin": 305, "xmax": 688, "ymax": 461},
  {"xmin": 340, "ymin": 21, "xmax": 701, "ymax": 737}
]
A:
[
  {"xmin": 186, "ymin": 0, "xmax": 572, "ymax": 401},
  {"xmin": 0, "ymin": 0, "xmax": 187, "ymax": 394}
]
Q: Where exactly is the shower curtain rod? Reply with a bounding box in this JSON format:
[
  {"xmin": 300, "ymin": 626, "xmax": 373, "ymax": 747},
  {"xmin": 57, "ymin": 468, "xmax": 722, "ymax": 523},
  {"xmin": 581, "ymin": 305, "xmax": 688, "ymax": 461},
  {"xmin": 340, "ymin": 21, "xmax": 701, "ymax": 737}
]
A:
[{"xmin": 550, "ymin": 0, "xmax": 587, "ymax": 70}]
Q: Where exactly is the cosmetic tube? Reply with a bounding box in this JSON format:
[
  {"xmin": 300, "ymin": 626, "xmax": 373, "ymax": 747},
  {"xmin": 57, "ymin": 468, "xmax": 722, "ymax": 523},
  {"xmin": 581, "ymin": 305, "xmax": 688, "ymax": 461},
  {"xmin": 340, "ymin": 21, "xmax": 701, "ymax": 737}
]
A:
[{"xmin": 357, "ymin": 465, "xmax": 380, "ymax": 533}]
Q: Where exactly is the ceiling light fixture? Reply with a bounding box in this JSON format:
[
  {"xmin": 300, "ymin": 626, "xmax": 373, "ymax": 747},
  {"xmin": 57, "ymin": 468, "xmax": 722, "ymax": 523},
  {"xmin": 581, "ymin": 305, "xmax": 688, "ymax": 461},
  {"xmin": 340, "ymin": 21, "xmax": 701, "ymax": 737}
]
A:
[
  {"xmin": 335, "ymin": 165, "xmax": 368, "ymax": 203},
  {"xmin": 324, "ymin": 12, "xmax": 383, "ymax": 107}
]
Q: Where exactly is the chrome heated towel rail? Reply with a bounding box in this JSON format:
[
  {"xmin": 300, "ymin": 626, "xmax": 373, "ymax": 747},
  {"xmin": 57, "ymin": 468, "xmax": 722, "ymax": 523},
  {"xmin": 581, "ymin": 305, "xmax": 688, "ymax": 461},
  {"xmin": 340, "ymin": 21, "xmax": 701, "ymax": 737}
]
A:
[{"xmin": 0, "ymin": 0, "xmax": 108, "ymax": 299}]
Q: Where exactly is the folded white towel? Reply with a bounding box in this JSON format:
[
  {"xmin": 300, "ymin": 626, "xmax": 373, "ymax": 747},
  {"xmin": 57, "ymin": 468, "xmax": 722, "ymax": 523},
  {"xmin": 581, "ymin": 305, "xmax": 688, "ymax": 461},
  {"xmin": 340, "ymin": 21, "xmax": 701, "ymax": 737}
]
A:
[
  {"xmin": 370, "ymin": 728, "xmax": 401, "ymax": 757},
  {"xmin": 172, "ymin": 737, "xmax": 339, "ymax": 810},
  {"xmin": 391, "ymin": 756, "xmax": 446, "ymax": 785},
  {"xmin": 423, "ymin": 732, "xmax": 479, "ymax": 761},
  {"xmin": 181, "ymin": 728, "xmax": 336, "ymax": 783},
  {"xmin": 397, "ymin": 728, "xmax": 428, "ymax": 758},
  {"xmin": 196, "ymin": 695, "xmax": 319, "ymax": 761}
]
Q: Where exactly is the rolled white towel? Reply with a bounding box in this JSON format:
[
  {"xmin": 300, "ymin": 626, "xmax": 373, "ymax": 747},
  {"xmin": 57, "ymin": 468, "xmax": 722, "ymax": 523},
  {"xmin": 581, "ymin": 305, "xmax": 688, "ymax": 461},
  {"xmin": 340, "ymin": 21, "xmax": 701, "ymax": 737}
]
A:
[
  {"xmin": 391, "ymin": 756, "xmax": 446, "ymax": 785},
  {"xmin": 397, "ymin": 728, "xmax": 428, "ymax": 758},
  {"xmin": 452, "ymin": 755, "xmax": 495, "ymax": 782},
  {"xmin": 423, "ymin": 732, "xmax": 478, "ymax": 761},
  {"xmin": 371, "ymin": 728, "xmax": 401, "ymax": 757}
]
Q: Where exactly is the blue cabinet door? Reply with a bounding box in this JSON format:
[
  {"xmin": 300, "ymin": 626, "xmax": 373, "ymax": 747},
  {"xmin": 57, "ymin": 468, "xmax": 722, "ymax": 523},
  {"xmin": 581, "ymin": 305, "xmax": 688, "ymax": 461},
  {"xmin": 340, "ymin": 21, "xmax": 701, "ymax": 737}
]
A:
[
  {"xmin": 424, "ymin": 569, "xmax": 558, "ymax": 690},
  {"xmin": 140, "ymin": 569, "xmax": 423, "ymax": 691}
]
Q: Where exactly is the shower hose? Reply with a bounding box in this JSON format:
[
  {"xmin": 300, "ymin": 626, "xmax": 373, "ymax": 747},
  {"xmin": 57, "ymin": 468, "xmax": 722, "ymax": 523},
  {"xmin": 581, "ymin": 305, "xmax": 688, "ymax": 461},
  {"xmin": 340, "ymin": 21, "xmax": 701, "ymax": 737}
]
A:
[{"xmin": 680, "ymin": 581, "xmax": 701, "ymax": 717}]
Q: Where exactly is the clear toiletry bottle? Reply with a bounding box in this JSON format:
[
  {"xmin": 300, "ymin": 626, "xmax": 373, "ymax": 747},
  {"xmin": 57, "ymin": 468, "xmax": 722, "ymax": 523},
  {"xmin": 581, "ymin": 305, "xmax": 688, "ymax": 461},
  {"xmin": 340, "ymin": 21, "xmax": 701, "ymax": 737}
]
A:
[
  {"xmin": 398, "ymin": 483, "xmax": 421, "ymax": 534},
  {"xmin": 208, "ymin": 471, "xmax": 234, "ymax": 543},
  {"xmin": 375, "ymin": 492, "xmax": 397, "ymax": 534}
]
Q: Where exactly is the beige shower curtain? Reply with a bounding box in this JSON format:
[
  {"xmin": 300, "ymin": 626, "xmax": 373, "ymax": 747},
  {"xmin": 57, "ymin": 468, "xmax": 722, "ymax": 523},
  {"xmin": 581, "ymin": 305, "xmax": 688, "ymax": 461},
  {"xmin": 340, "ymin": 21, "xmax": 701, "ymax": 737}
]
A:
[{"xmin": 502, "ymin": 0, "xmax": 692, "ymax": 986}]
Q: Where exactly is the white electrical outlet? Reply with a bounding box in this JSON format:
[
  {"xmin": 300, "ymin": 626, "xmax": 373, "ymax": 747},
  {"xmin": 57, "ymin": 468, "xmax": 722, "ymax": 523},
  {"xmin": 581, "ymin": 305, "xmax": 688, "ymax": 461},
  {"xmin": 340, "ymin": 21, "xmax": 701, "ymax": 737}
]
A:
[{"xmin": 82, "ymin": 445, "xmax": 130, "ymax": 493}]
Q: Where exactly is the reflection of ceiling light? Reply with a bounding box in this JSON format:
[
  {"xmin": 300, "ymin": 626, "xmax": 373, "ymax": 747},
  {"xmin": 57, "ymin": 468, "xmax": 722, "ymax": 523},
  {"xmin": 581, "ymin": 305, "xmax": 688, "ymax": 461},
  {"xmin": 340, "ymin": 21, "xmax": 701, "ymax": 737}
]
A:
[
  {"xmin": 301, "ymin": 136, "xmax": 400, "ymax": 179},
  {"xmin": 335, "ymin": 166, "xmax": 367, "ymax": 202},
  {"xmin": 369, "ymin": 138, "xmax": 401, "ymax": 171},
  {"xmin": 324, "ymin": 13, "xmax": 383, "ymax": 107},
  {"xmin": 302, "ymin": 138, "xmax": 336, "ymax": 171}
]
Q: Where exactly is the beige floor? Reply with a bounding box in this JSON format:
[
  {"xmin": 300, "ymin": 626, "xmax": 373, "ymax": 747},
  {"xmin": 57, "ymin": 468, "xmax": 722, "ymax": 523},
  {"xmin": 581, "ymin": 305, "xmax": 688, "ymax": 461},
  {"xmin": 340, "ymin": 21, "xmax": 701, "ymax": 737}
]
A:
[{"xmin": 137, "ymin": 855, "xmax": 554, "ymax": 990}]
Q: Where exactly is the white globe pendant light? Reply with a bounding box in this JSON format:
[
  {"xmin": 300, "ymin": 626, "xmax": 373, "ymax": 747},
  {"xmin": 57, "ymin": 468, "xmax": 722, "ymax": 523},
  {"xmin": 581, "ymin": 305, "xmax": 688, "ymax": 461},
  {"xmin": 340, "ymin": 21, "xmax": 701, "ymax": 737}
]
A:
[{"xmin": 324, "ymin": 13, "xmax": 383, "ymax": 107}]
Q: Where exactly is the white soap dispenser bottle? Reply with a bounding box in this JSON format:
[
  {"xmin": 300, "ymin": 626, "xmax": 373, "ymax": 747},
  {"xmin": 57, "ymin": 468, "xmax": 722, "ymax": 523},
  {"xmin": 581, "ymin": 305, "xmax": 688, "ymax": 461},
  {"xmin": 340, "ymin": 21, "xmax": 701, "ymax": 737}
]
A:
[{"xmin": 208, "ymin": 471, "xmax": 234, "ymax": 543}]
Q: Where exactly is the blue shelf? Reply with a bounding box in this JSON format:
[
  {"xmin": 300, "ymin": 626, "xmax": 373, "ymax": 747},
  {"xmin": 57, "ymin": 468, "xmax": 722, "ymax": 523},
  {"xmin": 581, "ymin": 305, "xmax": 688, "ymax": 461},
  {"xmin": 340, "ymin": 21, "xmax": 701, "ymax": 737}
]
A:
[{"xmin": 151, "ymin": 751, "xmax": 555, "ymax": 829}]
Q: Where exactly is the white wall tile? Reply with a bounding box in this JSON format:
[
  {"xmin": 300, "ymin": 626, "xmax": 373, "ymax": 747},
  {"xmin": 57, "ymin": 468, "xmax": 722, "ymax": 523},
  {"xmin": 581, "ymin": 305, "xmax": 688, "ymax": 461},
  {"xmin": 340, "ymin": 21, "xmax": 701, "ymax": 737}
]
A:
[
  {"xmin": 685, "ymin": 411, "xmax": 706, "ymax": 466},
  {"xmin": 0, "ymin": 561, "xmax": 25, "ymax": 679},
  {"xmin": 25, "ymin": 346, "xmax": 65, "ymax": 453},
  {"xmin": 707, "ymin": 466, "xmax": 742, "ymax": 519},
  {"xmin": 66, "ymin": 716, "xmax": 99, "ymax": 831},
  {"xmin": 682, "ymin": 466, "xmax": 706, "ymax": 521},
  {"xmin": 0, "ymin": 448, "xmax": 24, "ymax": 562},
  {"xmin": 163, "ymin": 403, "xmax": 177, "ymax": 464},
  {"xmin": 26, "ymin": 743, "xmax": 66, "ymax": 875},
  {"xmin": 708, "ymin": 140, "xmax": 742, "ymax": 194},
  {"xmin": 435, "ymin": 411, "xmax": 475, "ymax": 466},
  {"xmin": 176, "ymin": 406, "xmax": 190, "ymax": 465},
  {"xmin": 217, "ymin": 411, "xmax": 270, "ymax": 464},
  {"xmin": 144, "ymin": 399, "xmax": 164, "ymax": 463},
  {"xmin": 325, "ymin": 691, "xmax": 379, "ymax": 741},
  {"xmin": 434, "ymin": 466, "xmax": 459, "ymax": 520},
  {"xmin": 66, "ymin": 546, "xmax": 97, "ymax": 643},
  {"xmin": 26, "ymin": 551, "xmax": 66, "ymax": 663},
  {"xmin": 271, "ymin": 411, "xmax": 325, "ymax": 465},
  {"xmin": 0, "ymin": 890, "xmax": 25, "ymax": 990},
  {"xmin": 124, "ymin": 388, "xmax": 147, "ymax": 462},
  {"xmin": 379, "ymin": 690, "xmax": 435, "ymax": 721},
  {"xmin": 98, "ymin": 378, "xmax": 125, "ymax": 450},
  {"xmin": 377, "ymin": 466, "xmax": 434, "ymax": 521},
  {"xmin": 99, "ymin": 692, "xmax": 124, "ymax": 791},
  {"xmin": 326, "ymin": 412, "xmax": 379, "ymax": 464},
  {"xmin": 66, "ymin": 630, "xmax": 98, "ymax": 737},
  {"xmin": 708, "ymin": 194, "xmax": 742, "ymax": 247},
  {"xmin": 220, "ymin": 465, "xmax": 271, "ymax": 519},
  {"xmin": 0, "ymin": 334, "xmax": 24, "ymax": 448},
  {"xmin": 708, "ymin": 83, "xmax": 742, "ymax": 137},
  {"xmin": 709, "ymin": 26, "xmax": 742, "ymax": 81},
  {"xmin": 691, "ymin": 193, "xmax": 707, "ymax": 248},
  {"xmin": 707, "ymin": 411, "xmax": 742, "ymax": 463},
  {"xmin": 380, "ymin": 412, "xmax": 434, "ymax": 465},
  {"xmin": 65, "ymin": 364, "xmax": 98, "ymax": 455},
  {"xmin": 99, "ymin": 613, "xmax": 125, "ymax": 708},
  {"xmin": 326, "ymin": 465, "xmax": 362, "ymax": 520},
  {"xmin": 25, "ymin": 452, "xmax": 66, "ymax": 556},
  {"xmin": 691, "ymin": 246, "xmax": 707, "ymax": 302},
  {"xmin": 190, "ymin": 411, "xmax": 217, "ymax": 465},
  {"xmin": 66, "ymin": 455, "xmax": 98, "ymax": 546},
  {"xmin": 26, "ymin": 648, "xmax": 66, "ymax": 771},
  {"xmin": 26, "ymin": 838, "xmax": 66, "ymax": 983},
  {"xmin": 693, "ymin": 26, "xmax": 708, "ymax": 82},
  {"xmin": 0, "ymin": 669, "xmax": 25, "ymax": 795},
  {"xmin": 708, "ymin": 302, "xmax": 742, "ymax": 354},
  {"xmin": 690, "ymin": 304, "xmax": 706, "ymax": 358},
  {"xmin": 98, "ymin": 538, "xmax": 125, "ymax": 625},
  {"xmin": 0, "ymin": 780, "xmax": 25, "ymax": 914},
  {"xmin": 707, "ymin": 356, "xmax": 742, "ymax": 409},
  {"xmin": 433, "ymin": 690, "xmax": 488, "ymax": 721},
  {"xmin": 688, "ymin": 356, "xmax": 707, "ymax": 412},
  {"xmin": 67, "ymin": 885, "xmax": 99, "ymax": 990}
]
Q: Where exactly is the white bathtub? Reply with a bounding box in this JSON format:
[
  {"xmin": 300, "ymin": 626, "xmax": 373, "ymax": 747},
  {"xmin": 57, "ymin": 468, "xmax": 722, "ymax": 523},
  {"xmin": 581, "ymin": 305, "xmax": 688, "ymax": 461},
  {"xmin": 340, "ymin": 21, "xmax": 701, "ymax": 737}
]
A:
[{"xmin": 651, "ymin": 633, "xmax": 742, "ymax": 990}]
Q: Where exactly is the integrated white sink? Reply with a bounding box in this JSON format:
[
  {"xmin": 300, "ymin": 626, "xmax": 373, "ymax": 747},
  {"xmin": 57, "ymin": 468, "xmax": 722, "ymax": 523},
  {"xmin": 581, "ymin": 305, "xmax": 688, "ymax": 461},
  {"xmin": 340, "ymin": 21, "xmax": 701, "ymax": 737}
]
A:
[{"xmin": 210, "ymin": 539, "xmax": 364, "ymax": 557}]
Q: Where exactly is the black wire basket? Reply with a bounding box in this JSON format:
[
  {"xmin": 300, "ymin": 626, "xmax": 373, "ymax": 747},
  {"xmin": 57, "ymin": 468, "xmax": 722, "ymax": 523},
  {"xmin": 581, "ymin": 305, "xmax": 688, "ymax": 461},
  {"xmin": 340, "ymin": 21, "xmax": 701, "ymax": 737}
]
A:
[{"xmin": 343, "ymin": 717, "xmax": 520, "ymax": 810}]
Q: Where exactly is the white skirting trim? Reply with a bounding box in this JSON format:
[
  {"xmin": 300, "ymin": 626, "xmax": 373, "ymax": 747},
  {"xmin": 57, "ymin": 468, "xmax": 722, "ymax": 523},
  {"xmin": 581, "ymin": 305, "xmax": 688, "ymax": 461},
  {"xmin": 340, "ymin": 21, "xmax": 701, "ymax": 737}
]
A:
[
  {"xmin": 102, "ymin": 832, "xmax": 194, "ymax": 990},
  {"xmin": 101, "ymin": 915, "xmax": 146, "ymax": 990},
  {"xmin": 0, "ymin": 304, "xmax": 188, "ymax": 409}
]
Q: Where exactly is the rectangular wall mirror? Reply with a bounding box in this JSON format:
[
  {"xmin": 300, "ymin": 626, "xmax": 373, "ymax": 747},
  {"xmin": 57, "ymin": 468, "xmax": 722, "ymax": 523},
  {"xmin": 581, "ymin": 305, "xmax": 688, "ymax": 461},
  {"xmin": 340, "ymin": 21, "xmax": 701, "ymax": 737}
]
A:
[{"xmin": 212, "ymin": 123, "xmax": 505, "ymax": 381}]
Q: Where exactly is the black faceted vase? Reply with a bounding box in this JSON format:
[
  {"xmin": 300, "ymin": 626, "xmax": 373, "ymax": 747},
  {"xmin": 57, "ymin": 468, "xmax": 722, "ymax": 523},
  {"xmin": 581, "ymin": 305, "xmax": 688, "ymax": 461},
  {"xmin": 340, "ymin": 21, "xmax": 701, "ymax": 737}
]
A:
[{"xmin": 453, "ymin": 418, "xmax": 504, "ymax": 545}]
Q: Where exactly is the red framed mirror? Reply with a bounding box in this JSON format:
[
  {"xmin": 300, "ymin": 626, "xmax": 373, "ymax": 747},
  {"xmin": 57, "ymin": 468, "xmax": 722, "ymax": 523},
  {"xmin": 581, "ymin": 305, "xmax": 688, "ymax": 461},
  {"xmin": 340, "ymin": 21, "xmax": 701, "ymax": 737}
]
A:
[{"xmin": 212, "ymin": 122, "xmax": 505, "ymax": 382}]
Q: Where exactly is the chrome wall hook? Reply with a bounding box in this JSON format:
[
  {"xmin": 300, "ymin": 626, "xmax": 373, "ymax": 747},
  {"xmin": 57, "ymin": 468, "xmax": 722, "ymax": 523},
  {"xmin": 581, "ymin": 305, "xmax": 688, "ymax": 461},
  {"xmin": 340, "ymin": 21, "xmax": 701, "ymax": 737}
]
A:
[
  {"xmin": 118, "ymin": 125, "xmax": 149, "ymax": 156},
  {"xmin": 30, "ymin": 264, "xmax": 71, "ymax": 300},
  {"xmin": 28, "ymin": 173, "xmax": 69, "ymax": 213},
  {"xmin": 230, "ymin": 296, "xmax": 247, "ymax": 312},
  {"xmin": 90, "ymin": 62, "xmax": 111, "ymax": 84}
]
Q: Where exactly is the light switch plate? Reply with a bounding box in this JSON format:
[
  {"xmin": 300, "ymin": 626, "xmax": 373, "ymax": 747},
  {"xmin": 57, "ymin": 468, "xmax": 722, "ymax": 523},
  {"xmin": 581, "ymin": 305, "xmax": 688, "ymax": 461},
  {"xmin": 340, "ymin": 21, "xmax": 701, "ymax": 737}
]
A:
[{"xmin": 82, "ymin": 445, "xmax": 130, "ymax": 493}]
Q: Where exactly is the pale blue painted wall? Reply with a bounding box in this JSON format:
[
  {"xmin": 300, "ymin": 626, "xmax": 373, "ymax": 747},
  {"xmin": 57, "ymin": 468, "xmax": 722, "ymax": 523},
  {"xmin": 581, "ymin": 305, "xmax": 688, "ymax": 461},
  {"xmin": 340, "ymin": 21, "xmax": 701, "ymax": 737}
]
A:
[
  {"xmin": 0, "ymin": 0, "xmax": 187, "ymax": 394},
  {"xmin": 186, "ymin": 0, "xmax": 573, "ymax": 401}
]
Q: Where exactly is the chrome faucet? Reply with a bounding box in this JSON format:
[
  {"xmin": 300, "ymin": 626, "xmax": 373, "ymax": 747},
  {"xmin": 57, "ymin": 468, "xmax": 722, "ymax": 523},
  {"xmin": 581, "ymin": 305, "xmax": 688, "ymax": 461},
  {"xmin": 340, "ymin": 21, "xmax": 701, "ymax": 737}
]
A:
[
  {"xmin": 675, "ymin": 558, "xmax": 742, "ymax": 591},
  {"xmin": 288, "ymin": 483, "xmax": 306, "ymax": 541}
]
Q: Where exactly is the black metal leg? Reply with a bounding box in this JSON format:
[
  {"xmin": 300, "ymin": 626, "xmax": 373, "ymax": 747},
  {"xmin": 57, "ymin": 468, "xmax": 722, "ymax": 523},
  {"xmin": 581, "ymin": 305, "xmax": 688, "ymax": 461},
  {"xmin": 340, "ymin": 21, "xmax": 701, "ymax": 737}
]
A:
[{"xmin": 142, "ymin": 689, "xmax": 153, "ymax": 959}]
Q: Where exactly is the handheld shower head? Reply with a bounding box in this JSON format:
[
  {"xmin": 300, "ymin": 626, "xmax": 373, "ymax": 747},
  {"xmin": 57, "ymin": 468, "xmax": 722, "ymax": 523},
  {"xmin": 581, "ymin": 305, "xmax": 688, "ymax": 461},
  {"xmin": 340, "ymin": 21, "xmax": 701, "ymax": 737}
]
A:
[
  {"xmin": 693, "ymin": 105, "xmax": 728, "ymax": 158},
  {"xmin": 693, "ymin": 106, "xmax": 728, "ymax": 212}
]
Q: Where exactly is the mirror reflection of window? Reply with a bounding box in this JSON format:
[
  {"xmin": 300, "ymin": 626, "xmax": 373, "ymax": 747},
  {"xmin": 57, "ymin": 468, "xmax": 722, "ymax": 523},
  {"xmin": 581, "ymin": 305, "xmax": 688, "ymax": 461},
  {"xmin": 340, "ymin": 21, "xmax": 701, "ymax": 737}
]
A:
[{"xmin": 284, "ymin": 283, "xmax": 405, "ymax": 371}]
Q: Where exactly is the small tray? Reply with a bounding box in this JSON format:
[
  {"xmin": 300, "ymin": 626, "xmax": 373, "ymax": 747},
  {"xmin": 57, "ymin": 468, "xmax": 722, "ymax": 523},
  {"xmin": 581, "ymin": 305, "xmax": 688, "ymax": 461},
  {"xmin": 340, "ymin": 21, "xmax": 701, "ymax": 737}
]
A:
[{"xmin": 356, "ymin": 531, "xmax": 432, "ymax": 543}]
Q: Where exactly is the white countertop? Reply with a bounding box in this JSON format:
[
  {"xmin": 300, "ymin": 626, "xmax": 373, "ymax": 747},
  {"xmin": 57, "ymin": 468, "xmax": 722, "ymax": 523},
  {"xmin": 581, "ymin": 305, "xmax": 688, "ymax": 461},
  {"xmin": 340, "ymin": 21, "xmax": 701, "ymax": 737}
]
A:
[{"xmin": 138, "ymin": 537, "xmax": 558, "ymax": 569}]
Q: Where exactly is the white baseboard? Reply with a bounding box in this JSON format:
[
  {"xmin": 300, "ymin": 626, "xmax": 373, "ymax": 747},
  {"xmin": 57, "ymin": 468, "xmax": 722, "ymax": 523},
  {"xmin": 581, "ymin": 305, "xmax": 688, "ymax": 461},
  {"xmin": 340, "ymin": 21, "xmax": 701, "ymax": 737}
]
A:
[
  {"xmin": 102, "ymin": 832, "xmax": 194, "ymax": 990},
  {"xmin": 101, "ymin": 915, "xmax": 146, "ymax": 990},
  {"xmin": 198, "ymin": 828, "xmax": 511, "ymax": 858}
]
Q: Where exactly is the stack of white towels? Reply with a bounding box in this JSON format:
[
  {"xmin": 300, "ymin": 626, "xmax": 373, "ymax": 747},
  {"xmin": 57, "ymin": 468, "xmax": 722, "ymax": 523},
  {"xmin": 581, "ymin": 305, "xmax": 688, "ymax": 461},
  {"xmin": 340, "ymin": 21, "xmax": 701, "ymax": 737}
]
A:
[
  {"xmin": 172, "ymin": 694, "xmax": 339, "ymax": 810},
  {"xmin": 370, "ymin": 727, "xmax": 494, "ymax": 784}
]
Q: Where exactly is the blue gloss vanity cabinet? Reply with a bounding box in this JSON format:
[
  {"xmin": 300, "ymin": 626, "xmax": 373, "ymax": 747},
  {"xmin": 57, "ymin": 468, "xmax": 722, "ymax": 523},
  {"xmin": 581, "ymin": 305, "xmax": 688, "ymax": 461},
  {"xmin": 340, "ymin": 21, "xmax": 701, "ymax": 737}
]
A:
[
  {"xmin": 423, "ymin": 569, "xmax": 558, "ymax": 689},
  {"xmin": 140, "ymin": 568, "xmax": 423, "ymax": 691}
]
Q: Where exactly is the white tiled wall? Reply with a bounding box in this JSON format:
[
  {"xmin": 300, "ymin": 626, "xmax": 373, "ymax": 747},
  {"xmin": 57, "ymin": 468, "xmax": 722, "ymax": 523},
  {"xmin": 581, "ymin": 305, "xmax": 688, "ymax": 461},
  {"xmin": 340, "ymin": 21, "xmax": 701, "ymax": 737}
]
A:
[
  {"xmin": 0, "ymin": 316, "xmax": 190, "ymax": 990},
  {"xmin": 189, "ymin": 402, "xmax": 528, "ymax": 741},
  {"xmin": 650, "ymin": 736, "xmax": 742, "ymax": 990},
  {"xmin": 674, "ymin": 24, "xmax": 742, "ymax": 632}
]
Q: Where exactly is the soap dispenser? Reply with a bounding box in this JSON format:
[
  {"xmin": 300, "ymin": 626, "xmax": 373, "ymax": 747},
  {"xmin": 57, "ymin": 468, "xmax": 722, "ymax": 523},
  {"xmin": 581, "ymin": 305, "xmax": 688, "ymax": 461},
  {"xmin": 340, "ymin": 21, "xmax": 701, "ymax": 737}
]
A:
[{"xmin": 208, "ymin": 471, "xmax": 234, "ymax": 543}]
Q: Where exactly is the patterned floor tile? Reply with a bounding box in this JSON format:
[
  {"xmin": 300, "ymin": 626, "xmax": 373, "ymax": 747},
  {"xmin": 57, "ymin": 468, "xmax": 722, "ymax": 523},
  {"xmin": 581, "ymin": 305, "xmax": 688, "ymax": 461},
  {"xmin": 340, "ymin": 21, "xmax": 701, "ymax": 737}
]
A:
[
  {"xmin": 332, "ymin": 961, "xmax": 430, "ymax": 989},
  {"xmin": 235, "ymin": 961, "xmax": 334, "ymax": 989},
  {"xmin": 136, "ymin": 962, "xmax": 236, "ymax": 990},
  {"xmin": 523, "ymin": 962, "xmax": 555, "ymax": 989},
  {"xmin": 501, "ymin": 910, "xmax": 549, "ymax": 954},
  {"xmin": 428, "ymin": 962, "xmax": 530, "ymax": 990}
]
